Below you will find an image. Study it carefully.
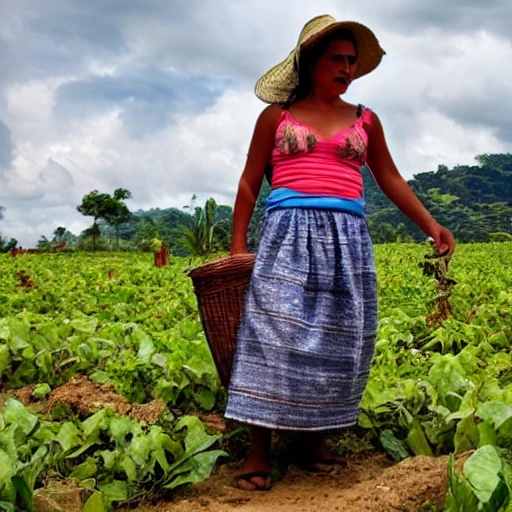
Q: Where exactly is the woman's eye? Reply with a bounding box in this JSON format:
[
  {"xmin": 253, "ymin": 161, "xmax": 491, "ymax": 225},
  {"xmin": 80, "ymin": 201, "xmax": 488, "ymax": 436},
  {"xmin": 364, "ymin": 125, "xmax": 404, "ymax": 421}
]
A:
[{"xmin": 332, "ymin": 55, "xmax": 357, "ymax": 65}]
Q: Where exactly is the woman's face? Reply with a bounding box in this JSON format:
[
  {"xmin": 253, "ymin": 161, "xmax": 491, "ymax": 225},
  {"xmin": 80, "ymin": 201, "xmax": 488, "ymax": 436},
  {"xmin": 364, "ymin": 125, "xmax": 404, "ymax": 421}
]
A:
[{"xmin": 309, "ymin": 39, "xmax": 358, "ymax": 95}]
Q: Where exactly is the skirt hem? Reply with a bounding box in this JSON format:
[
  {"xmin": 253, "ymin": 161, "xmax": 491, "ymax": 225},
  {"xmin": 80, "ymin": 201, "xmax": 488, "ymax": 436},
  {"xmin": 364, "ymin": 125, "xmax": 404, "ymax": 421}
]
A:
[{"xmin": 223, "ymin": 413, "xmax": 358, "ymax": 432}]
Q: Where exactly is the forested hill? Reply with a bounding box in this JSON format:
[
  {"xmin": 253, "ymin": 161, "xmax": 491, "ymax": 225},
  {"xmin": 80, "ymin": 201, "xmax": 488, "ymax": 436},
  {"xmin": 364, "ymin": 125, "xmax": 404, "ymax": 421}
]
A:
[
  {"xmin": 83, "ymin": 153, "xmax": 512, "ymax": 251},
  {"xmin": 362, "ymin": 153, "xmax": 512, "ymax": 243}
]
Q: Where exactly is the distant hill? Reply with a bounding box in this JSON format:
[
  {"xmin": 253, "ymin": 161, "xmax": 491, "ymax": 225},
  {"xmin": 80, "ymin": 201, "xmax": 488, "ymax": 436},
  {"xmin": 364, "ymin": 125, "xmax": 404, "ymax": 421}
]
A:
[
  {"xmin": 363, "ymin": 153, "xmax": 512, "ymax": 242},
  {"xmin": 89, "ymin": 153, "xmax": 512, "ymax": 250}
]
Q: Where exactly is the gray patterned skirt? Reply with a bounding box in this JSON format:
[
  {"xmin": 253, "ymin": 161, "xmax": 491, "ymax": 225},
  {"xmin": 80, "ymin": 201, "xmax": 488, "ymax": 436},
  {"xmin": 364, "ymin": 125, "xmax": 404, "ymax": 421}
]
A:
[{"xmin": 225, "ymin": 208, "xmax": 378, "ymax": 431}]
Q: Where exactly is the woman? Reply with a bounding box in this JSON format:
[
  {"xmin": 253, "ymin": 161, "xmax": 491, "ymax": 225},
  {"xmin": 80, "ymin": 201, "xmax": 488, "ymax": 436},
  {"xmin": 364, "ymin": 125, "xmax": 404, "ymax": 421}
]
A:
[{"xmin": 225, "ymin": 14, "xmax": 455, "ymax": 491}]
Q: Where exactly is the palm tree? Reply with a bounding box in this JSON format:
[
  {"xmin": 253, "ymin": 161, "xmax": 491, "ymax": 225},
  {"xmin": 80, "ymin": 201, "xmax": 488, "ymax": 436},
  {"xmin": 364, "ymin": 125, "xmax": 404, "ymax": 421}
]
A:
[{"xmin": 177, "ymin": 198, "xmax": 220, "ymax": 255}]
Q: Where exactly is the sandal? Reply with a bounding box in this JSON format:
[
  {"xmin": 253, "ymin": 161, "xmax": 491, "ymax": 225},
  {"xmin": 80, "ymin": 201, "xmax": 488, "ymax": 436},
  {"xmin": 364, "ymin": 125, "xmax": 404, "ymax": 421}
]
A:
[{"xmin": 233, "ymin": 471, "xmax": 272, "ymax": 491}]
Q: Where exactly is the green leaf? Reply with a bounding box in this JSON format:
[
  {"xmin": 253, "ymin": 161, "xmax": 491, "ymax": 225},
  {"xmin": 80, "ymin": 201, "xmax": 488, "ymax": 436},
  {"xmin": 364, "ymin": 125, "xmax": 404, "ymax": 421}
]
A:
[
  {"xmin": 81, "ymin": 492, "xmax": 105, "ymax": 512},
  {"xmin": 56, "ymin": 422, "xmax": 82, "ymax": 453},
  {"xmin": 97, "ymin": 480, "xmax": 128, "ymax": 503},
  {"xmin": 463, "ymin": 445, "xmax": 506, "ymax": 505},
  {"xmin": 128, "ymin": 436, "xmax": 151, "ymax": 465},
  {"xmin": 151, "ymin": 447, "xmax": 170, "ymax": 472},
  {"xmin": 31, "ymin": 383, "xmax": 51, "ymax": 399},
  {"xmin": 175, "ymin": 416, "xmax": 219, "ymax": 457},
  {"xmin": 2, "ymin": 399, "xmax": 38, "ymax": 437},
  {"xmin": 136, "ymin": 336, "xmax": 155, "ymax": 362},
  {"xmin": 379, "ymin": 429, "xmax": 409, "ymax": 461},
  {"xmin": 11, "ymin": 476, "xmax": 33, "ymax": 512},
  {"xmin": 82, "ymin": 409, "xmax": 109, "ymax": 438},
  {"xmin": 0, "ymin": 449, "xmax": 15, "ymax": 489},
  {"xmin": 0, "ymin": 319, "xmax": 9, "ymax": 340},
  {"xmin": 406, "ymin": 420, "xmax": 433, "ymax": 456},
  {"xmin": 195, "ymin": 389, "xmax": 216, "ymax": 411},
  {"xmin": 0, "ymin": 345, "xmax": 10, "ymax": 378},
  {"xmin": 0, "ymin": 431, "xmax": 17, "ymax": 460},
  {"xmin": 99, "ymin": 450, "xmax": 118, "ymax": 470},
  {"xmin": 477, "ymin": 401, "xmax": 512, "ymax": 430},
  {"xmin": 70, "ymin": 313, "xmax": 98, "ymax": 333},
  {"xmin": 0, "ymin": 500, "xmax": 14, "ymax": 512},
  {"xmin": 7, "ymin": 319, "xmax": 31, "ymax": 352},
  {"xmin": 70, "ymin": 458, "xmax": 98, "ymax": 480},
  {"xmin": 78, "ymin": 478, "xmax": 96, "ymax": 491},
  {"xmin": 445, "ymin": 454, "xmax": 479, "ymax": 512},
  {"xmin": 454, "ymin": 414, "xmax": 479, "ymax": 453},
  {"xmin": 119, "ymin": 455, "xmax": 138, "ymax": 482},
  {"xmin": 109, "ymin": 416, "xmax": 139, "ymax": 444},
  {"xmin": 164, "ymin": 450, "xmax": 227, "ymax": 489},
  {"xmin": 357, "ymin": 411, "xmax": 373, "ymax": 429},
  {"xmin": 488, "ymin": 332, "xmax": 509, "ymax": 349},
  {"xmin": 477, "ymin": 420, "xmax": 498, "ymax": 447}
]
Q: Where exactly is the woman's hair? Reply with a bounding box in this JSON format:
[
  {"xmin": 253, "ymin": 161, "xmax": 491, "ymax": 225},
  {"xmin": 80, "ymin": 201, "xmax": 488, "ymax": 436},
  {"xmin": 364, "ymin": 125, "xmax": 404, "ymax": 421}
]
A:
[{"xmin": 284, "ymin": 28, "xmax": 358, "ymax": 108}]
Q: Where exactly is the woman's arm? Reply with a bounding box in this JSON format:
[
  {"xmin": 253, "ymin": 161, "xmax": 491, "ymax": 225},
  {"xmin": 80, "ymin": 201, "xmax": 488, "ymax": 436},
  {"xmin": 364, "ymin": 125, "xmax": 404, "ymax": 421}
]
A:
[
  {"xmin": 230, "ymin": 104, "xmax": 281, "ymax": 255},
  {"xmin": 366, "ymin": 112, "xmax": 455, "ymax": 256}
]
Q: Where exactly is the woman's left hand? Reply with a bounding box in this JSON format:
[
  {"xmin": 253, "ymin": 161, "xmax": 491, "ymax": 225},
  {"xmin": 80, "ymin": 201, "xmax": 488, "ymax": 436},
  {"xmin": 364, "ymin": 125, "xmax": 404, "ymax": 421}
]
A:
[{"xmin": 428, "ymin": 223, "xmax": 456, "ymax": 257}]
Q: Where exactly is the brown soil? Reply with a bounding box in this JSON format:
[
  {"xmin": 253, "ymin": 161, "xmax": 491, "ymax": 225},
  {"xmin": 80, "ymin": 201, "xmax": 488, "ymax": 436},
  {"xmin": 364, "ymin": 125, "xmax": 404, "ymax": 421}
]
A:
[
  {"xmin": 126, "ymin": 452, "xmax": 448, "ymax": 512},
  {"xmin": 17, "ymin": 270, "xmax": 37, "ymax": 289},
  {"xmin": 15, "ymin": 375, "xmax": 165, "ymax": 423}
]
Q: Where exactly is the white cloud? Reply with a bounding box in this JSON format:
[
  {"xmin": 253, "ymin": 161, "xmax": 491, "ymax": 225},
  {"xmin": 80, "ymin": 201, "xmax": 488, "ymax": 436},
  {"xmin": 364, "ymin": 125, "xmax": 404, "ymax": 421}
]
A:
[
  {"xmin": 5, "ymin": 76, "xmax": 74, "ymax": 121},
  {"xmin": 1, "ymin": 0, "xmax": 512, "ymax": 247},
  {"xmin": 406, "ymin": 109, "xmax": 504, "ymax": 173}
]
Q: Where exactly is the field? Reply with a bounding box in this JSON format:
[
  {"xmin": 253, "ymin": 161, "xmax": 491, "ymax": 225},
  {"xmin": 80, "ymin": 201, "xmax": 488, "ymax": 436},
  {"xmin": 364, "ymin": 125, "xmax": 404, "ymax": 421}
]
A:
[{"xmin": 1, "ymin": 243, "xmax": 512, "ymax": 511}]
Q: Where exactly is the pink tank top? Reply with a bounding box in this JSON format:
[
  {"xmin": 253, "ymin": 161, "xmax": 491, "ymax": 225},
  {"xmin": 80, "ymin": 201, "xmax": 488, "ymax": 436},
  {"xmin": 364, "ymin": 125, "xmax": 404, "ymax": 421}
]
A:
[{"xmin": 270, "ymin": 106, "xmax": 373, "ymax": 200}]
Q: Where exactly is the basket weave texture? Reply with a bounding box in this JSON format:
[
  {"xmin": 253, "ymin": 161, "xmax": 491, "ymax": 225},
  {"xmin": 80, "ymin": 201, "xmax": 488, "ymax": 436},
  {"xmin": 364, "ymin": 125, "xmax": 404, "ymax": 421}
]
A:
[{"xmin": 188, "ymin": 253, "xmax": 255, "ymax": 388}]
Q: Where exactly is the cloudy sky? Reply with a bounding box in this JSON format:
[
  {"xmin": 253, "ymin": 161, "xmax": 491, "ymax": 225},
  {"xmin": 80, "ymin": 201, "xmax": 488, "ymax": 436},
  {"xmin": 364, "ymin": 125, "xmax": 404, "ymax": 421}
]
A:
[{"xmin": 1, "ymin": 0, "xmax": 511, "ymax": 247}]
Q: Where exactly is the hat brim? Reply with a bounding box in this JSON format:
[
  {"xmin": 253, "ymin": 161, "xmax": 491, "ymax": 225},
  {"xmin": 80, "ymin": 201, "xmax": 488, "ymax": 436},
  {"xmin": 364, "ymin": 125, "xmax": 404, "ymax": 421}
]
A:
[{"xmin": 255, "ymin": 20, "xmax": 385, "ymax": 104}]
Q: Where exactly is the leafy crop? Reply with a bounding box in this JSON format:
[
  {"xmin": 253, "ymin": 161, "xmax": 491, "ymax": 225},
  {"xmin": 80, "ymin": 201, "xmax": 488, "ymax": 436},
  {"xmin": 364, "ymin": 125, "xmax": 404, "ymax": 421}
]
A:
[
  {"xmin": 363, "ymin": 242, "xmax": 512, "ymax": 509},
  {"xmin": 1, "ymin": 244, "xmax": 512, "ymax": 510},
  {"xmin": 0, "ymin": 398, "xmax": 226, "ymax": 510},
  {"xmin": 0, "ymin": 253, "xmax": 222, "ymax": 410}
]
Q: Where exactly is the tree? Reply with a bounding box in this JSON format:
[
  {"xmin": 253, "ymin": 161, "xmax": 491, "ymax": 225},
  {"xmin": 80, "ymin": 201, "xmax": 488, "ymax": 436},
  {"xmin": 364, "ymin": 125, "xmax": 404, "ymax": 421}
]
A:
[
  {"xmin": 36, "ymin": 235, "xmax": 52, "ymax": 251},
  {"xmin": 132, "ymin": 217, "xmax": 164, "ymax": 252},
  {"xmin": 104, "ymin": 190, "xmax": 132, "ymax": 250},
  {"xmin": 77, "ymin": 188, "xmax": 132, "ymax": 251},
  {"xmin": 0, "ymin": 237, "xmax": 17, "ymax": 253},
  {"xmin": 53, "ymin": 226, "xmax": 67, "ymax": 241},
  {"xmin": 177, "ymin": 197, "xmax": 222, "ymax": 256}
]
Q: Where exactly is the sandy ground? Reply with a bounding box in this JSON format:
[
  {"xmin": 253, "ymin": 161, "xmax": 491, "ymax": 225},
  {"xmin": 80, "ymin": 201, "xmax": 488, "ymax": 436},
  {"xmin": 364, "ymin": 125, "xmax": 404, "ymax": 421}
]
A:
[{"xmin": 126, "ymin": 451, "xmax": 448, "ymax": 512}]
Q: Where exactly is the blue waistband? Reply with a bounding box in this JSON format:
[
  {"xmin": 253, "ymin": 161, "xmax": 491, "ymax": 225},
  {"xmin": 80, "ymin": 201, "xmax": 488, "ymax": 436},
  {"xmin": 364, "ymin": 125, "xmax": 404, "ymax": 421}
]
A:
[{"xmin": 266, "ymin": 188, "xmax": 365, "ymax": 217}]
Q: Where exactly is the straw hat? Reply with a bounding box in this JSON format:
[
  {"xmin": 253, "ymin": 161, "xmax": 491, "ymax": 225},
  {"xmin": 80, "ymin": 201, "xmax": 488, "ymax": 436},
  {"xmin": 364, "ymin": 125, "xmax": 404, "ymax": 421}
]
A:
[{"xmin": 255, "ymin": 14, "xmax": 386, "ymax": 104}]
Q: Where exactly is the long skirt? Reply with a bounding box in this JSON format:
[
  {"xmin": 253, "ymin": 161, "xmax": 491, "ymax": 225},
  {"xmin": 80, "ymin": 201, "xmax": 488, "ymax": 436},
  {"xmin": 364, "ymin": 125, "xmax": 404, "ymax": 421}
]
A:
[{"xmin": 224, "ymin": 208, "xmax": 378, "ymax": 431}]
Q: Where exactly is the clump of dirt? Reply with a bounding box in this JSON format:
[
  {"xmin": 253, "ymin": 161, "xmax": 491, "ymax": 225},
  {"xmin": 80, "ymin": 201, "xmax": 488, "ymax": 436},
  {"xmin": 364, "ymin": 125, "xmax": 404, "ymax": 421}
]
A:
[
  {"xmin": 192, "ymin": 412, "xmax": 230, "ymax": 434},
  {"xmin": 45, "ymin": 375, "xmax": 165, "ymax": 423},
  {"xmin": 13, "ymin": 384, "xmax": 37, "ymax": 404},
  {"xmin": 33, "ymin": 479, "xmax": 87, "ymax": 512},
  {"xmin": 125, "ymin": 451, "xmax": 448, "ymax": 512},
  {"xmin": 17, "ymin": 270, "xmax": 36, "ymax": 290}
]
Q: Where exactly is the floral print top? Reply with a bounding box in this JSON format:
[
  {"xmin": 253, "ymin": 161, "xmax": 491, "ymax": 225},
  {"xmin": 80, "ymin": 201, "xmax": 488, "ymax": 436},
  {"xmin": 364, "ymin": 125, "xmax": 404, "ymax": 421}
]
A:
[{"xmin": 270, "ymin": 105, "xmax": 372, "ymax": 200}]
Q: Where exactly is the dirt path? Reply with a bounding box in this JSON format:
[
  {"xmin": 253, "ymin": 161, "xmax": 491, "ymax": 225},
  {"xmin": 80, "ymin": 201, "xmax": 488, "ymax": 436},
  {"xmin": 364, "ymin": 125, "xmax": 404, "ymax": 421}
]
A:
[{"xmin": 127, "ymin": 451, "xmax": 448, "ymax": 512}]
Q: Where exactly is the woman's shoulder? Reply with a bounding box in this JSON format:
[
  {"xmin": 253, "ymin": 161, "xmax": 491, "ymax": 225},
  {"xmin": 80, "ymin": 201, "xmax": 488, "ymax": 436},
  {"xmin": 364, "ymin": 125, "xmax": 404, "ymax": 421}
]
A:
[
  {"xmin": 355, "ymin": 104, "xmax": 380, "ymax": 131},
  {"xmin": 254, "ymin": 104, "xmax": 284, "ymax": 132},
  {"xmin": 259, "ymin": 103, "xmax": 284, "ymax": 120},
  {"xmin": 355, "ymin": 103, "xmax": 374, "ymax": 117}
]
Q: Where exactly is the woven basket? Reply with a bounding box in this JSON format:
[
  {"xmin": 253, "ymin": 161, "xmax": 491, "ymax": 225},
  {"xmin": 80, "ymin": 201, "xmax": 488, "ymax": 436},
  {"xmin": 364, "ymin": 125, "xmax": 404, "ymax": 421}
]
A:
[{"xmin": 188, "ymin": 253, "xmax": 255, "ymax": 388}]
